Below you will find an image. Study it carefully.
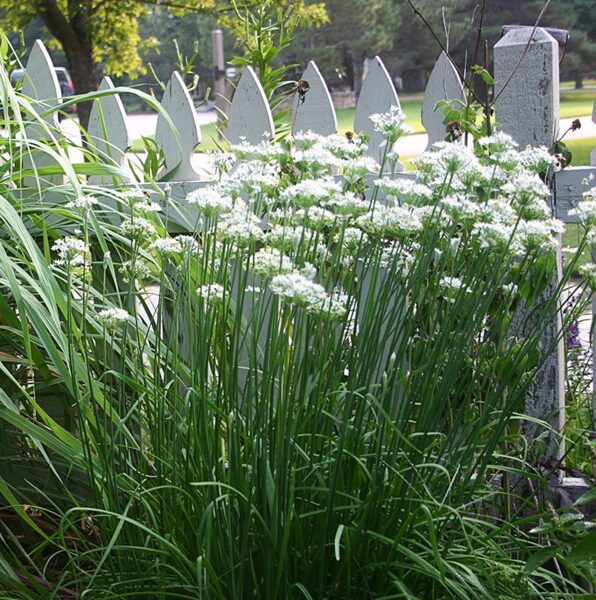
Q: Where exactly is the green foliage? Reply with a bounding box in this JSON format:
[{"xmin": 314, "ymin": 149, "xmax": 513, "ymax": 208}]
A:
[
  {"xmin": 0, "ymin": 36, "xmax": 593, "ymax": 599},
  {"xmin": 223, "ymin": 0, "xmax": 328, "ymax": 136}
]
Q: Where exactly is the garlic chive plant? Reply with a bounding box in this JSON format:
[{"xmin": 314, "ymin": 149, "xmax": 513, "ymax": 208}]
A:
[{"xmin": 0, "ymin": 92, "xmax": 593, "ymax": 597}]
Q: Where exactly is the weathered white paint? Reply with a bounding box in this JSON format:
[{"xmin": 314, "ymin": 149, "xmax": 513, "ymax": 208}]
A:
[
  {"xmin": 22, "ymin": 40, "xmax": 61, "ymax": 129},
  {"xmin": 422, "ymin": 52, "xmax": 465, "ymax": 149},
  {"xmin": 494, "ymin": 27, "xmax": 560, "ymax": 149},
  {"xmin": 292, "ymin": 61, "xmax": 337, "ymax": 137},
  {"xmin": 354, "ymin": 56, "xmax": 403, "ymax": 170},
  {"xmin": 227, "ymin": 67, "xmax": 274, "ymax": 144},
  {"xmin": 22, "ymin": 40, "xmax": 63, "ymax": 187},
  {"xmin": 553, "ymin": 167, "xmax": 596, "ymax": 221},
  {"xmin": 88, "ymin": 77, "xmax": 131, "ymax": 184},
  {"xmin": 495, "ymin": 27, "xmax": 565, "ymax": 458},
  {"xmin": 155, "ymin": 71, "xmax": 201, "ymax": 181}
]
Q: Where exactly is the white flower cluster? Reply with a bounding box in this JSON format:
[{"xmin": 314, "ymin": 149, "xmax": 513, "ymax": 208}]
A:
[
  {"xmin": 121, "ymin": 216, "xmax": 157, "ymax": 241},
  {"xmin": 280, "ymin": 177, "xmax": 342, "ymax": 208},
  {"xmin": 569, "ymin": 187, "xmax": 596, "ymax": 227},
  {"xmin": 66, "ymin": 194, "xmax": 98, "ymax": 213},
  {"xmin": 357, "ymin": 205, "xmax": 423, "ymax": 238},
  {"xmin": 252, "ymin": 248, "xmax": 295, "ymax": 278},
  {"xmin": 369, "ymin": 105, "xmax": 412, "ymax": 142},
  {"xmin": 143, "ymin": 106, "xmax": 567, "ymax": 326},
  {"xmin": 187, "ymin": 185, "xmax": 233, "ymax": 217},
  {"xmin": 196, "ymin": 283, "xmax": 225, "ymax": 307},
  {"xmin": 52, "ymin": 237, "xmax": 90, "ymax": 272},
  {"xmin": 98, "ymin": 307, "xmax": 130, "ymax": 328},
  {"xmin": 269, "ymin": 271, "xmax": 347, "ymax": 318}
]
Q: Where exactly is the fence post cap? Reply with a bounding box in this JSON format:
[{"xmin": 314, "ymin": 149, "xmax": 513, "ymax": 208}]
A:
[{"xmin": 495, "ymin": 25, "xmax": 558, "ymax": 48}]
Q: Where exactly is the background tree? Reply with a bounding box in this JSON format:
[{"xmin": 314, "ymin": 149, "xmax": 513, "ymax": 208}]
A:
[
  {"xmin": 0, "ymin": 0, "xmax": 326, "ymax": 128},
  {"xmin": 290, "ymin": 0, "xmax": 396, "ymax": 94}
]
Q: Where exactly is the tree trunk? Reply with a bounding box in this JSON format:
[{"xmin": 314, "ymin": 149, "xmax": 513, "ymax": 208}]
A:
[
  {"xmin": 353, "ymin": 53, "xmax": 364, "ymax": 97},
  {"xmin": 574, "ymin": 73, "xmax": 584, "ymax": 90},
  {"xmin": 39, "ymin": 0, "xmax": 98, "ymax": 130},
  {"xmin": 65, "ymin": 45, "xmax": 99, "ymax": 130}
]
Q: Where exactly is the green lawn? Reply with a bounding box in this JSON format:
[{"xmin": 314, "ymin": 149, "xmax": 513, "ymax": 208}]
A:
[{"xmin": 131, "ymin": 88, "xmax": 593, "ymax": 154}]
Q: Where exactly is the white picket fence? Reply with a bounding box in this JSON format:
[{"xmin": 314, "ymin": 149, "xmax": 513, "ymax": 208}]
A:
[{"xmin": 14, "ymin": 28, "xmax": 596, "ymax": 494}]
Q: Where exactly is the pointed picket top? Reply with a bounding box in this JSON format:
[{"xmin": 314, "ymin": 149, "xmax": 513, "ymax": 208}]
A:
[
  {"xmin": 292, "ymin": 61, "xmax": 337, "ymax": 136},
  {"xmin": 422, "ymin": 52, "xmax": 465, "ymax": 149},
  {"xmin": 22, "ymin": 40, "xmax": 61, "ymax": 129},
  {"xmin": 155, "ymin": 71, "xmax": 202, "ymax": 181},
  {"xmin": 227, "ymin": 66, "xmax": 274, "ymax": 144},
  {"xmin": 354, "ymin": 56, "xmax": 402, "ymax": 169},
  {"xmin": 88, "ymin": 77, "xmax": 130, "ymax": 181}
]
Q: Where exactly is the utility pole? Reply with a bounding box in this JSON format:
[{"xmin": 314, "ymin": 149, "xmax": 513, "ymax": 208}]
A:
[{"xmin": 211, "ymin": 29, "xmax": 228, "ymax": 127}]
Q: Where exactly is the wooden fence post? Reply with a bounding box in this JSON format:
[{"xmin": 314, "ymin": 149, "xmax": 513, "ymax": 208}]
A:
[{"xmin": 494, "ymin": 27, "xmax": 565, "ymax": 457}]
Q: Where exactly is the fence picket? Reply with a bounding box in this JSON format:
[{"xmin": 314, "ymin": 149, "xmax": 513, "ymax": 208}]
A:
[
  {"xmin": 494, "ymin": 26, "xmax": 564, "ymax": 459},
  {"xmin": 88, "ymin": 77, "xmax": 130, "ymax": 184},
  {"xmin": 22, "ymin": 40, "xmax": 61, "ymax": 129},
  {"xmin": 494, "ymin": 27, "xmax": 560, "ymax": 149},
  {"xmin": 155, "ymin": 71, "xmax": 202, "ymax": 181},
  {"xmin": 422, "ymin": 52, "xmax": 465, "ymax": 149},
  {"xmin": 22, "ymin": 40, "xmax": 62, "ymax": 187},
  {"xmin": 227, "ymin": 67, "xmax": 274, "ymax": 144},
  {"xmin": 354, "ymin": 57, "xmax": 403, "ymax": 170},
  {"xmin": 292, "ymin": 61, "xmax": 337, "ymax": 136}
]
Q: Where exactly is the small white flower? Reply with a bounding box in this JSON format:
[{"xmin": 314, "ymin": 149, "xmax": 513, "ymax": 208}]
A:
[
  {"xmin": 218, "ymin": 211, "xmax": 263, "ymax": 245},
  {"xmin": 252, "ymin": 248, "xmax": 294, "ymax": 278},
  {"xmin": 439, "ymin": 276, "xmax": 470, "ymax": 301},
  {"xmin": 150, "ymin": 237, "xmax": 183, "ymax": 256},
  {"xmin": 98, "ymin": 307, "xmax": 130, "ymax": 328},
  {"xmin": 477, "ymin": 131, "xmax": 518, "ymax": 151},
  {"xmin": 52, "ymin": 237, "xmax": 90, "ymax": 270},
  {"xmin": 569, "ymin": 193, "xmax": 596, "ymax": 226},
  {"xmin": 513, "ymin": 219, "xmax": 561, "ymax": 254},
  {"xmin": 280, "ymin": 177, "xmax": 342, "ymax": 208},
  {"xmin": 341, "ymin": 156, "xmax": 380, "ymax": 184},
  {"xmin": 269, "ymin": 271, "xmax": 327, "ymax": 308},
  {"xmin": 472, "ymin": 222, "xmax": 514, "ymax": 250},
  {"xmin": 579, "ymin": 263, "xmax": 596, "ymax": 289},
  {"xmin": 440, "ymin": 276, "xmax": 466, "ymax": 290},
  {"xmin": 307, "ymin": 289, "xmax": 348, "ymax": 319},
  {"xmin": 300, "ymin": 262, "xmax": 317, "ymax": 281},
  {"xmin": 369, "ymin": 105, "xmax": 412, "ymax": 142},
  {"xmin": 220, "ymin": 160, "xmax": 279, "ymax": 196},
  {"xmin": 209, "ymin": 151, "xmax": 236, "ymax": 174},
  {"xmin": 231, "ymin": 139, "xmax": 285, "ymax": 162},
  {"xmin": 66, "ymin": 194, "xmax": 98, "ymax": 212},
  {"xmin": 357, "ymin": 205, "xmax": 423, "ymax": 238},
  {"xmin": 121, "ymin": 216, "xmax": 157, "ymax": 241},
  {"xmin": 293, "ymin": 206, "xmax": 336, "ymax": 228},
  {"xmin": 186, "ymin": 185, "xmax": 233, "ymax": 217},
  {"xmin": 133, "ymin": 201, "xmax": 162, "ymax": 214},
  {"xmin": 292, "ymin": 145, "xmax": 340, "ymax": 175},
  {"xmin": 196, "ymin": 283, "xmax": 225, "ymax": 306},
  {"xmin": 120, "ymin": 258, "xmax": 151, "ymax": 283},
  {"xmin": 518, "ymin": 146, "xmax": 556, "ymax": 173},
  {"xmin": 325, "ymin": 191, "xmax": 367, "ymax": 216},
  {"xmin": 374, "ymin": 178, "xmax": 433, "ymax": 206},
  {"xmin": 502, "ymin": 174, "xmax": 550, "ymax": 205}
]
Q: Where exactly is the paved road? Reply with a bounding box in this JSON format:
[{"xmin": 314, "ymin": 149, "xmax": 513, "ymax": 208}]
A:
[{"xmin": 61, "ymin": 110, "xmax": 595, "ymax": 168}]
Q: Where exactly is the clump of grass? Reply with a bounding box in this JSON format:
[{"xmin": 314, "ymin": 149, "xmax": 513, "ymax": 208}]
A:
[{"xmin": 0, "ymin": 40, "xmax": 594, "ymax": 598}]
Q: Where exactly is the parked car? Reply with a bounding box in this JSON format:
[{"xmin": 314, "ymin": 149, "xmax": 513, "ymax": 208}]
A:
[{"xmin": 10, "ymin": 66, "xmax": 77, "ymax": 119}]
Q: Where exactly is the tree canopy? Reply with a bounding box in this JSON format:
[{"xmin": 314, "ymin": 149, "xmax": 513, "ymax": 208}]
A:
[{"xmin": 0, "ymin": 0, "xmax": 326, "ymax": 126}]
